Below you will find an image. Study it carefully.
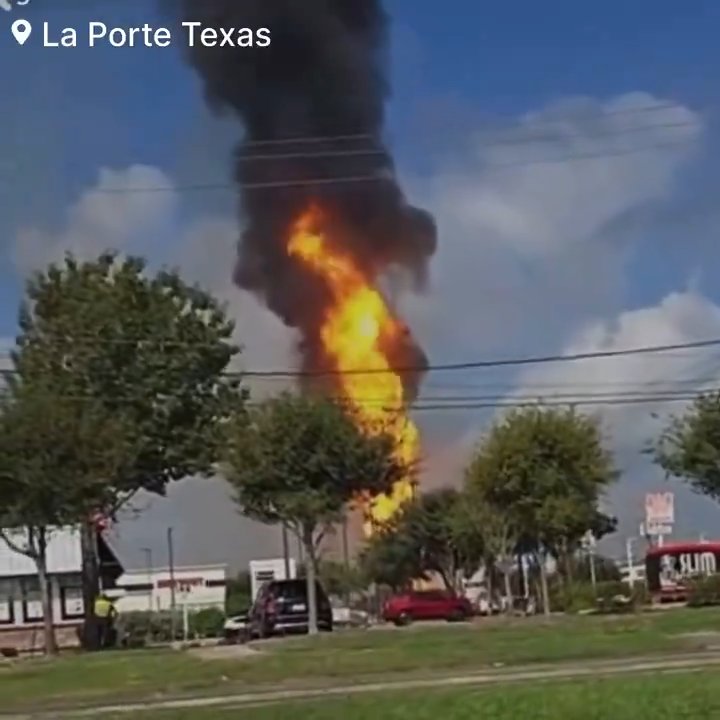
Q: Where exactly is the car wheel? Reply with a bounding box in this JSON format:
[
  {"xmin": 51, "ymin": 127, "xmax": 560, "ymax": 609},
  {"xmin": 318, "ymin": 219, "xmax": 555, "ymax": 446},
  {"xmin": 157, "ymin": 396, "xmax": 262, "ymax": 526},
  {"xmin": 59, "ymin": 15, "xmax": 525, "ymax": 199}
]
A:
[
  {"xmin": 394, "ymin": 612, "xmax": 412, "ymax": 627},
  {"xmin": 447, "ymin": 609, "xmax": 467, "ymax": 623}
]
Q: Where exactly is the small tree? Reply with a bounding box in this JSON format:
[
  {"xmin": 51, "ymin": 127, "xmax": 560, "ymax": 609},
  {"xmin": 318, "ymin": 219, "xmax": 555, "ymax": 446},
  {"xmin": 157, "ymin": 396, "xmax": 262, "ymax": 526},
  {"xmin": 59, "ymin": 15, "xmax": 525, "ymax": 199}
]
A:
[
  {"xmin": 360, "ymin": 525, "xmax": 425, "ymax": 592},
  {"xmin": 655, "ymin": 393, "xmax": 720, "ymax": 500},
  {"xmin": 223, "ymin": 393, "xmax": 404, "ymax": 634},
  {"xmin": 12, "ymin": 253, "xmax": 244, "ymax": 647},
  {"xmin": 465, "ymin": 407, "xmax": 618, "ymax": 615},
  {"xmin": 0, "ymin": 384, "xmax": 133, "ymax": 655},
  {"xmin": 460, "ymin": 489, "xmax": 517, "ymax": 608},
  {"xmin": 360, "ymin": 489, "xmax": 485, "ymax": 593}
]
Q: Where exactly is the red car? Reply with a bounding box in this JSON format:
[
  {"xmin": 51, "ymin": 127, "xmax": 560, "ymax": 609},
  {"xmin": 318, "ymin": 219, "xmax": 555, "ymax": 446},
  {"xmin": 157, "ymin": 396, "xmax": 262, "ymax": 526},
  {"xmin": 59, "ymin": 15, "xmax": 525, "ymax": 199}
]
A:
[{"xmin": 383, "ymin": 590, "xmax": 473, "ymax": 626}]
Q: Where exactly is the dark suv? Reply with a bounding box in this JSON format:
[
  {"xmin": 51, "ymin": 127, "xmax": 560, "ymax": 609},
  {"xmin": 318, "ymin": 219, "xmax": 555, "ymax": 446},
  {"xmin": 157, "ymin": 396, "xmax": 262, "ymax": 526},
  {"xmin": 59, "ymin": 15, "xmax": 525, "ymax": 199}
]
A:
[{"xmin": 248, "ymin": 579, "xmax": 333, "ymax": 638}]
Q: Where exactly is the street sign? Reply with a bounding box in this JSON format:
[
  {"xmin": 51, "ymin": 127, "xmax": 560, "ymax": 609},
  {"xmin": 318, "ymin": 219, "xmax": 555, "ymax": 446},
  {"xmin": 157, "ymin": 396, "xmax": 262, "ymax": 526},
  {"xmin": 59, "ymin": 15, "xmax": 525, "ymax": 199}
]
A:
[
  {"xmin": 646, "ymin": 522, "xmax": 673, "ymax": 536},
  {"xmin": 645, "ymin": 492, "xmax": 674, "ymax": 527}
]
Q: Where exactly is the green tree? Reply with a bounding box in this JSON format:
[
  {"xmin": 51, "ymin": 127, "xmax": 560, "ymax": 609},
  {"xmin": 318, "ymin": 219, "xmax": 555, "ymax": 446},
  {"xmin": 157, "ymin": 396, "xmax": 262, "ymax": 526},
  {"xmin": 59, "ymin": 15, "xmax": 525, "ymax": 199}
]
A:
[
  {"xmin": 360, "ymin": 489, "xmax": 485, "ymax": 592},
  {"xmin": 316, "ymin": 560, "xmax": 366, "ymax": 600},
  {"xmin": 655, "ymin": 393, "xmax": 720, "ymax": 500},
  {"xmin": 460, "ymin": 488, "xmax": 518, "ymax": 608},
  {"xmin": 226, "ymin": 571, "xmax": 252, "ymax": 616},
  {"xmin": 359, "ymin": 525, "xmax": 425, "ymax": 592},
  {"xmin": 223, "ymin": 392, "xmax": 403, "ymax": 634},
  {"xmin": 0, "ymin": 383, "xmax": 134, "ymax": 655},
  {"xmin": 401, "ymin": 489, "xmax": 484, "ymax": 590},
  {"xmin": 465, "ymin": 407, "xmax": 618, "ymax": 615},
  {"xmin": 12, "ymin": 253, "xmax": 244, "ymax": 647}
]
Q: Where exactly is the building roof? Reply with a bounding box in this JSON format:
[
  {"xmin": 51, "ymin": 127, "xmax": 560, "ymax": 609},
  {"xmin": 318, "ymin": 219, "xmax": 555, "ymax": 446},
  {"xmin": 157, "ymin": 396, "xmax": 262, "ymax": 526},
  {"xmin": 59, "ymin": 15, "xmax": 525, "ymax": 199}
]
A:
[{"xmin": 0, "ymin": 527, "xmax": 82, "ymax": 576}]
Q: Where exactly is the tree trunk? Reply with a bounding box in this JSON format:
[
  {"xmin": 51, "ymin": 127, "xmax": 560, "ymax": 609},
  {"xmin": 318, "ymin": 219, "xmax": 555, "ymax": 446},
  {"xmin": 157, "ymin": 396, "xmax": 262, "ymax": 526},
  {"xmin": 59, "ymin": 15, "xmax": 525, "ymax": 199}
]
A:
[
  {"xmin": 35, "ymin": 531, "xmax": 58, "ymax": 656},
  {"xmin": 302, "ymin": 525, "xmax": 319, "ymax": 636},
  {"xmin": 503, "ymin": 570, "xmax": 513, "ymax": 614},
  {"xmin": 80, "ymin": 520, "xmax": 100, "ymax": 650},
  {"xmin": 537, "ymin": 552, "xmax": 551, "ymax": 617},
  {"xmin": 564, "ymin": 552, "xmax": 574, "ymax": 586},
  {"xmin": 485, "ymin": 557, "xmax": 494, "ymax": 604}
]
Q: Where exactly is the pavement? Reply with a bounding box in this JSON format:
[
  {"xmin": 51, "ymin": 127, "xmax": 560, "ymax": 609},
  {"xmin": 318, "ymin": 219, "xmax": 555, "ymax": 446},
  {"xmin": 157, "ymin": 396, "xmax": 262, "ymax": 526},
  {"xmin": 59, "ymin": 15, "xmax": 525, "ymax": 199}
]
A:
[{"xmin": 6, "ymin": 650, "xmax": 720, "ymax": 718}]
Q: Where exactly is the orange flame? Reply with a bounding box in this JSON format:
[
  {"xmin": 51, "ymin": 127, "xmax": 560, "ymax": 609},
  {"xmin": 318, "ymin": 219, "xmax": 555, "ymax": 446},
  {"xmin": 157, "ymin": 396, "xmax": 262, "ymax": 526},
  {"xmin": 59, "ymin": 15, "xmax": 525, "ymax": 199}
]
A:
[{"xmin": 287, "ymin": 205, "xmax": 419, "ymax": 531}]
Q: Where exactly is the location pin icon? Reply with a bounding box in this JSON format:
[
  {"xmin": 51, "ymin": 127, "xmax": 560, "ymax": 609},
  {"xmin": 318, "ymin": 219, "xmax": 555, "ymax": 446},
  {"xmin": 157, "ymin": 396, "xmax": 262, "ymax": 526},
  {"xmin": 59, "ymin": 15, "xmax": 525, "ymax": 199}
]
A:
[{"xmin": 11, "ymin": 19, "xmax": 32, "ymax": 46}]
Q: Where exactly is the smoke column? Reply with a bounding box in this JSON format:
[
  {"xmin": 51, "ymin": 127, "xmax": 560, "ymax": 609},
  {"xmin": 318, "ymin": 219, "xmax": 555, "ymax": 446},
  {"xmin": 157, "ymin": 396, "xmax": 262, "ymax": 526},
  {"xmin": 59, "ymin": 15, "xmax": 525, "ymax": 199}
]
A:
[{"xmin": 178, "ymin": 0, "xmax": 437, "ymax": 397}]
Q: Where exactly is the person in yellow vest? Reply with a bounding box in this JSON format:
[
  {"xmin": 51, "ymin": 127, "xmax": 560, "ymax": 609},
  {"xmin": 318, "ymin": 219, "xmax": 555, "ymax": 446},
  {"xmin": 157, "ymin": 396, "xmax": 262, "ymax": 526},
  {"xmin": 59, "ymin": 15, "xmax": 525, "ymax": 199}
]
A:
[{"xmin": 94, "ymin": 593, "xmax": 117, "ymax": 649}]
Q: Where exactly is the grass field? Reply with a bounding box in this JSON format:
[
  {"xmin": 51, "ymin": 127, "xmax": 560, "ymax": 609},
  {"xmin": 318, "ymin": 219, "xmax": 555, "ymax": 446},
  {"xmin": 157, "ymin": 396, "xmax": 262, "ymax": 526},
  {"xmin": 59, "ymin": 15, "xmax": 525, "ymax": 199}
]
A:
[
  {"xmin": 2, "ymin": 608, "xmax": 720, "ymax": 713},
  {"xmin": 106, "ymin": 670, "xmax": 720, "ymax": 720}
]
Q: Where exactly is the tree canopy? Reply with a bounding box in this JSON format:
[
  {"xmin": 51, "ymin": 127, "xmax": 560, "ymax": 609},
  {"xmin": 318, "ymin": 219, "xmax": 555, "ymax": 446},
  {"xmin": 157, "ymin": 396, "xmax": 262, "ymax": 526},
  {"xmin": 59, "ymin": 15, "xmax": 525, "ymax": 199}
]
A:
[
  {"xmin": 0, "ymin": 383, "xmax": 134, "ymax": 654},
  {"xmin": 9, "ymin": 252, "xmax": 245, "ymax": 647},
  {"xmin": 13, "ymin": 252, "xmax": 244, "ymax": 503},
  {"xmin": 223, "ymin": 391, "xmax": 404, "ymax": 633},
  {"xmin": 655, "ymin": 393, "xmax": 720, "ymax": 501},
  {"xmin": 361, "ymin": 488, "xmax": 485, "ymax": 591},
  {"xmin": 465, "ymin": 406, "xmax": 618, "ymax": 613}
]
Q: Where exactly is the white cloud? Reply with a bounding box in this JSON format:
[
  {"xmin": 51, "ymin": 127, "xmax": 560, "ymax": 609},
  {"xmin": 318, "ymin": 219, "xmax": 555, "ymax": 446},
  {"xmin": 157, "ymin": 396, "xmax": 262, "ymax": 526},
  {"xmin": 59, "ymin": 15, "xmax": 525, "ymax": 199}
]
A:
[
  {"xmin": 9, "ymin": 90, "xmax": 714, "ymax": 555},
  {"xmin": 11, "ymin": 166, "xmax": 297, "ymax": 396},
  {"xmin": 398, "ymin": 92, "xmax": 718, "ymax": 544},
  {"xmin": 403, "ymin": 92, "xmax": 703, "ymax": 361},
  {"xmin": 13, "ymin": 165, "xmax": 178, "ymax": 275},
  {"xmin": 509, "ymin": 291, "xmax": 720, "ymax": 542}
]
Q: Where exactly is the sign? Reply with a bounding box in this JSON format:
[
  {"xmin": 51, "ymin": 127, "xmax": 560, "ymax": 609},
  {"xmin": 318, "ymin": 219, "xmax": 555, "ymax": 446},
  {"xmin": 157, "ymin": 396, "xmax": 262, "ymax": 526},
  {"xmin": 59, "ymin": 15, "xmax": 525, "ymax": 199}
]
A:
[
  {"xmin": 645, "ymin": 492, "xmax": 674, "ymax": 527},
  {"xmin": 646, "ymin": 522, "xmax": 673, "ymax": 536},
  {"xmin": 660, "ymin": 551, "xmax": 717, "ymax": 589},
  {"xmin": 157, "ymin": 577, "xmax": 203, "ymax": 590}
]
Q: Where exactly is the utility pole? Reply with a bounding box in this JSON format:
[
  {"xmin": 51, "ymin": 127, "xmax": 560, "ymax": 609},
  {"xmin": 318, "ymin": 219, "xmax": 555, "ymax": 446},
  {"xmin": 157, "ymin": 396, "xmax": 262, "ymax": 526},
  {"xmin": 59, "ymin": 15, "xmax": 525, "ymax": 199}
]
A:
[
  {"xmin": 142, "ymin": 547, "xmax": 153, "ymax": 612},
  {"xmin": 281, "ymin": 524, "xmax": 291, "ymax": 579},
  {"xmin": 167, "ymin": 527, "xmax": 176, "ymax": 639},
  {"xmin": 625, "ymin": 537, "xmax": 636, "ymax": 590}
]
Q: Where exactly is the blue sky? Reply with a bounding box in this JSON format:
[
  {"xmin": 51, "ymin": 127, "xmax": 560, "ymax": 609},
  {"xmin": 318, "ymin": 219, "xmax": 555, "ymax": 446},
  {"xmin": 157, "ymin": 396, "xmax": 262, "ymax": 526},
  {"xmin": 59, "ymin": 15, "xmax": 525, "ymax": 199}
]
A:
[
  {"xmin": 2, "ymin": 0, "xmax": 719, "ymax": 335},
  {"xmin": 2, "ymin": 0, "xmax": 720, "ymax": 564}
]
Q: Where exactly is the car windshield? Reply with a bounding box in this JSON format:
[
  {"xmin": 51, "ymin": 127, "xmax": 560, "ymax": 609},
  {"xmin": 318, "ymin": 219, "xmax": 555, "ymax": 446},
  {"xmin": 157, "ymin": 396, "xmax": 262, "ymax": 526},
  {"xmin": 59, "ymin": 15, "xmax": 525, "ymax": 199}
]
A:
[{"xmin": 273, "ymin": 580, "xmax": 325, "ymax": 601}]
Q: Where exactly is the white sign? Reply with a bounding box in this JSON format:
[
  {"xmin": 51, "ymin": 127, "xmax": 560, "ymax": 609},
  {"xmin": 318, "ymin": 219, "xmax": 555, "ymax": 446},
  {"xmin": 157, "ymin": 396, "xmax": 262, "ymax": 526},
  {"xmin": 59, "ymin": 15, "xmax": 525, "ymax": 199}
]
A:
[
  {"xmin": 660, "ymin": 551, "xmax": 717, "ymax": 589},
  {"xmin": 646, "ymin": 522, "xmax": 673, "ymax": 536},
  {"xmin": 645, "ymin": 492, "xmax": 674, "ymax": 526}
]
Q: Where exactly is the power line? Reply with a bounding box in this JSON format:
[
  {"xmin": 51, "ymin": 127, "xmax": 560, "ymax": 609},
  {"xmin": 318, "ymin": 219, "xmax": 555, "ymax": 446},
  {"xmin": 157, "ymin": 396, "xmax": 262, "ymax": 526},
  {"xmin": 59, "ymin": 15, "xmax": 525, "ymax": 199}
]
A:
[
  {"xmin": 2, "ymin": 336, "xmax": 720, "ymax": 378},
  {"xmin": 237, "ymin": 337, "xmax": 720, "ymax": 378},
  {"xmin": 0, "ymin": 386, "xmax": 712, "ymax": 412},
  {"xmin": 86, "ymin": 137, "xmax": 697, "ymax": 195}
]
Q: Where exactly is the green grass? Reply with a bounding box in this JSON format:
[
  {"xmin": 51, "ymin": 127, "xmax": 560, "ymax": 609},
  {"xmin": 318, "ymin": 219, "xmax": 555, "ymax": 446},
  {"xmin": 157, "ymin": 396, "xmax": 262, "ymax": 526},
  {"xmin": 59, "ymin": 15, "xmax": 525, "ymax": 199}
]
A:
[
  {"xmin": 109, "ymin": 670, "xmax": 720, "ymax": 720},
  {"xmin": 1, "ymin": 608, "xmax": 720, "ymax": 713}
]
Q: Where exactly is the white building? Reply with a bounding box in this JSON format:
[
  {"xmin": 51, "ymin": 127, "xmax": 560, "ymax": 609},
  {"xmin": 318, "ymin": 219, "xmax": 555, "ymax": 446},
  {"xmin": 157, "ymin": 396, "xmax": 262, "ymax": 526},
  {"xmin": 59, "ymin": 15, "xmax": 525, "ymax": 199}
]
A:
[
  {"xmin": 0, "ymin": 528, "xmax": 85, "ymax": 632},
  {"xmin": 249, "ymin": 558, "xmax": 296, "ymax": 601},
  {"xmin": 110, "ymin": 564, "xmax": 227, "ymax": 614}
]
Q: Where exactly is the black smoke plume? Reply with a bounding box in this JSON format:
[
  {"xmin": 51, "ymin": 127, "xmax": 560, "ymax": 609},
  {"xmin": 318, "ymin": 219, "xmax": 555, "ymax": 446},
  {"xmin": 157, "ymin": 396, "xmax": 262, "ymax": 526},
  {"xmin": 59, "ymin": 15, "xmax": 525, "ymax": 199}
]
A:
[{"xmin": 178, "ymin": 0, "xmax": 437, "ymax": 397}]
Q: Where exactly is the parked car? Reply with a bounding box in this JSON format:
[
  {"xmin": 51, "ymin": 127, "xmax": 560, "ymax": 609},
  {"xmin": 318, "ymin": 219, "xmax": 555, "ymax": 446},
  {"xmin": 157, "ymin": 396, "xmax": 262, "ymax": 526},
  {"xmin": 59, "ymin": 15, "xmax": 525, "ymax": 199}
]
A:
[
  {"xmin": 223, "ymin": 613, "xmax": 249, "ymax": 644},
  {"xmin": 383, "ymin": 590, "xmax": 473, "ymax": 626},
  {"xmin": 247, "ymin": 579, "xmax": 333, "ymax": 638}
]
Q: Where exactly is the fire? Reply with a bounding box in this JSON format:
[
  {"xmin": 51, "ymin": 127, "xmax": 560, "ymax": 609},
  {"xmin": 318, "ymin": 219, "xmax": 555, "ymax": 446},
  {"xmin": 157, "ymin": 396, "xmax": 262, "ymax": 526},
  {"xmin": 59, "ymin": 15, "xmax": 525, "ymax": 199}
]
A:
[{"xmin": 287, "ymin": 205, "xmax": 419, "ymax": 531}]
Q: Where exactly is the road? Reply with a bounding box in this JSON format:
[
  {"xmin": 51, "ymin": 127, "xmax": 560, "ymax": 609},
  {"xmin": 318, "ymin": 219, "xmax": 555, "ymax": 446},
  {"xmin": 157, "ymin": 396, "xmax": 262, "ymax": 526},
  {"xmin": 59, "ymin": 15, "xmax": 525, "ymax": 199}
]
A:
[{"xmin": 7, "ymin": 650, "xmax": 720, "ymax": 718}]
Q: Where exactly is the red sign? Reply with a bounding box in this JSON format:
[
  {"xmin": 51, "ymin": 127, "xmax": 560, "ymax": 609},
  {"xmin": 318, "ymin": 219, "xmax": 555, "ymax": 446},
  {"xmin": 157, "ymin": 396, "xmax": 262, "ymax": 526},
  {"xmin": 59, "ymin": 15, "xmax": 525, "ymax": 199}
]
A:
[{"xmin": 156, "ymin": 577, "xmax": 204, "ymax": 589}]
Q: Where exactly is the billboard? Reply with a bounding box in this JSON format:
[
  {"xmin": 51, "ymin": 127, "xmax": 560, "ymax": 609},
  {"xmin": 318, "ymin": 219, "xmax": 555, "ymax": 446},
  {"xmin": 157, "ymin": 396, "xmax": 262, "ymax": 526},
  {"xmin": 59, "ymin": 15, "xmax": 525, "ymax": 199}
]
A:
[{"xmin": 645, "ymin": 492, "xmax": 674, "ymax": 535}]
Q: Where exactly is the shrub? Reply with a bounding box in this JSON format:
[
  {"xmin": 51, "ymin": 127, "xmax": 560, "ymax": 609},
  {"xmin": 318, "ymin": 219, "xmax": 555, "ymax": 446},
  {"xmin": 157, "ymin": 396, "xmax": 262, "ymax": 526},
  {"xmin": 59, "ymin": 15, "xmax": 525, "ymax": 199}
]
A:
[
  {"xmin": 118, "ymin": 609, "xmax": 227, "ymax": 645},
  {"xmin": 687, "ymin": 575, "xmax": 720, "ymax": 607},
  {"xmin": 550, "ymin": 580, "xmax": 647, "ymax": 614},
  {"xmin": 190, "ymin": 608, "xmax": 225, "ymax": 638},
  {"xmin": 550, "ymin": 582, "xmax": 597, "ymax": 613}
]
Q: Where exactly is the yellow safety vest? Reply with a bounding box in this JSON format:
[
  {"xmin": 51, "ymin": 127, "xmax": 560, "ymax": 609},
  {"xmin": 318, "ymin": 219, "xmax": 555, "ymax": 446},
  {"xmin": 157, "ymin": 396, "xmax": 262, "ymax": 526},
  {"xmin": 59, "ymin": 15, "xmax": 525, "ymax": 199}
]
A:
[{"xmin": 94, "ymin": 597, "xmax": 112, "ymax": 619}]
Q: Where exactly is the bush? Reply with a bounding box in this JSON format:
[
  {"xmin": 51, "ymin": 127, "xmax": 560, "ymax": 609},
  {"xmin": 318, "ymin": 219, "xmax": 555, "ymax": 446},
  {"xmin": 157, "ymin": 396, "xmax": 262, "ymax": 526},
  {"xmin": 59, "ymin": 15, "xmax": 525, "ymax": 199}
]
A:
[
  {"xmin": 550, "ymin": 582, "xmax": 597, "ymax": 613},
  {"xmin": 118, "ymin": 608, "xmax": 227, "ymax": 645},
  {"xmin": 687, "ymin": 575, "xmax": 720, "ymax": 607},
  {"xmin": 550, "ymin": 580, "xmax": 647, "ymax": 614},
  {"xmin": 190, "ymin": 608, "xmax": 225, "ymax": 638},
  {"xmin": 118, "ymin": 611, "xmax": 177, "ymax": 645}
]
